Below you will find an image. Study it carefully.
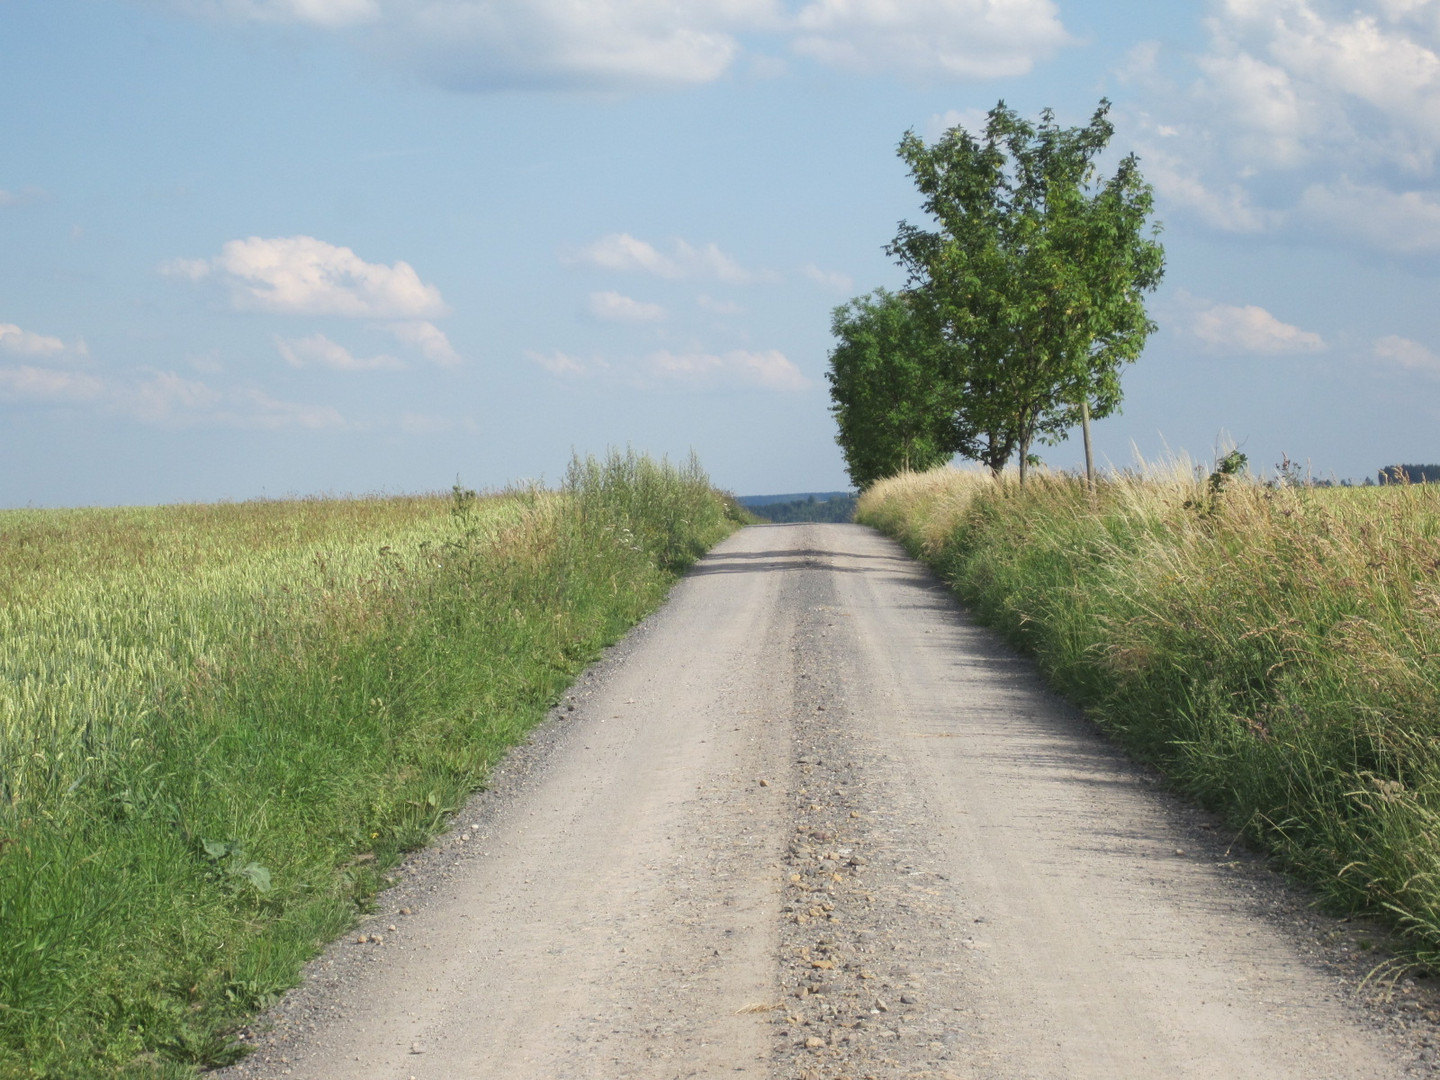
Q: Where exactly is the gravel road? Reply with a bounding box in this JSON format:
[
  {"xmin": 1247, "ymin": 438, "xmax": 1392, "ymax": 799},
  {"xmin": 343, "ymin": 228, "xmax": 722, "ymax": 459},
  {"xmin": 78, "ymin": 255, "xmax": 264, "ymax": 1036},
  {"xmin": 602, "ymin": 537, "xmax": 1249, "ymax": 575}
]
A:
[{"xmin": 222, "ymin": 522, "xmax": 1440, "ymax": 1079}]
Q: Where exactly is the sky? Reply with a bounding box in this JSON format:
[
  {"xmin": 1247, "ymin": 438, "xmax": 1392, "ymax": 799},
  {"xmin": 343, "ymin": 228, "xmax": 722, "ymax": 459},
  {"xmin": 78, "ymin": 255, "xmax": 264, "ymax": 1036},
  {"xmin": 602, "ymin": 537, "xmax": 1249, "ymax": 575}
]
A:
[{"xmin": 2, "ymin": 0, "xmax": 1439, "ymax": 507}]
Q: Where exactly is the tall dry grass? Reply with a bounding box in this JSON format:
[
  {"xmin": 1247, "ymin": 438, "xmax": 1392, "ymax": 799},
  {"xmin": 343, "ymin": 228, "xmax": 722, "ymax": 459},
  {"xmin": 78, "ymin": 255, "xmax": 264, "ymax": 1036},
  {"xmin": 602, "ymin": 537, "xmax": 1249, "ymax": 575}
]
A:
[{"xmin": 860, "ymin": 464, "xmax": 1440, "ymax": 956}]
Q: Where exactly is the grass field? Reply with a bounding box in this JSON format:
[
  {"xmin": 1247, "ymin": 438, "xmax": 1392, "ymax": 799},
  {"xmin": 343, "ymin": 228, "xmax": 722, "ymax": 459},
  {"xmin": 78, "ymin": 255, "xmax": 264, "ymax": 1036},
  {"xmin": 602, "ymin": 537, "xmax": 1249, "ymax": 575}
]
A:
[
  {"xmin": 859, "ymin": 464, "xmax": 1440, "ymax": 962},
  {"xmin": 0, "ymin": 451, "xmax": 742, "ymax": 1079}
]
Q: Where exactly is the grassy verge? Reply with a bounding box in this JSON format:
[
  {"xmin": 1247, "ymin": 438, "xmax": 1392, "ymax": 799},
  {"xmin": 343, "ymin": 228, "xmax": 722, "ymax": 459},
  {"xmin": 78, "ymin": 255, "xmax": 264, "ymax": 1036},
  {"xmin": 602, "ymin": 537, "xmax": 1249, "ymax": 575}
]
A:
[
  {"xmin": 859, "ymin": 465, "xmax": 1440, "ymax": 958},
  {"xmin": 0, "ymin": 451, "xmax": 743, "ymax": 1079}
]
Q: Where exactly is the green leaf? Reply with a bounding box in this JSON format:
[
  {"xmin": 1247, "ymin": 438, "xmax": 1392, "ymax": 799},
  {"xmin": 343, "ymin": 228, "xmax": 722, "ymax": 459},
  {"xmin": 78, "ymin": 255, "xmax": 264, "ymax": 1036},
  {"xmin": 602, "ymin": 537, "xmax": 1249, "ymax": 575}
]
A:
[
  {"xmin": 201, "ymin": 839, "xmax": 234, "ymax": 861},
  {"xmin": 235, "ymin": 862, "xmax": 271, "ymax": 893}
]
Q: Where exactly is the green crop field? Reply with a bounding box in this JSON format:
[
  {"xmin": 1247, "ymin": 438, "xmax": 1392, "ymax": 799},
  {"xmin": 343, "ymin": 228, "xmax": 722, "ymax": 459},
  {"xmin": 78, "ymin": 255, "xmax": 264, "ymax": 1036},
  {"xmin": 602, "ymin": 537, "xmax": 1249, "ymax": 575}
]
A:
[
  {"xmin": 860, "ymin": 465, "xmax": 1440, "ymax": 964},
  {"xmin": 0, "ymin": 451, "xmax": 742, "ymax": 1079}
]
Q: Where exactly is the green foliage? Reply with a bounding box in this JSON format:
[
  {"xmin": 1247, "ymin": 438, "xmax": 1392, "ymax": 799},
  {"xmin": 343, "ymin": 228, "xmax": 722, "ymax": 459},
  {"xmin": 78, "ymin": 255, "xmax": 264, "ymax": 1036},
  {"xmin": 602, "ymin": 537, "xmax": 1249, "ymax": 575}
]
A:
[
  {"xmin": 747, "ymin": 494, "xmax": 857, "ymax": 524},
  {"xmin": 1380, "ymin": 464, "xmax": 1440, "ymax": 485},
  {"xmin": 860, "ymin": 467, "xmax": 1440, "ymax": 960},
  {"xmin": 825, "ymin": 289, "xmax": 957, "ymax": 489},
  {"xmin": 888, "ymin": 100, "xmax": 1165, "ymax": 482},
  {"xmin": 0, "ymin": 452, "xmax": 737, "ymax": 1077}
]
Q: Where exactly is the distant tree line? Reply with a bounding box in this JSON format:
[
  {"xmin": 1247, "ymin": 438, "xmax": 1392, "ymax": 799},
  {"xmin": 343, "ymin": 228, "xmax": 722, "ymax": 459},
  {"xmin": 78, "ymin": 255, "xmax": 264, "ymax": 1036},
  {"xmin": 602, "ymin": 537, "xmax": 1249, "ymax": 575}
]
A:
[
  {"xmin": 1378, "ymin": 464, "xmax": 1440, "ymax": 485},
  {"xmin": 827, "ymin": 99, "xmax": 1165, "ymax": 490},
  {"xmin": 746, "ymin": 494, "xmax": 857, "ymax": 524}
]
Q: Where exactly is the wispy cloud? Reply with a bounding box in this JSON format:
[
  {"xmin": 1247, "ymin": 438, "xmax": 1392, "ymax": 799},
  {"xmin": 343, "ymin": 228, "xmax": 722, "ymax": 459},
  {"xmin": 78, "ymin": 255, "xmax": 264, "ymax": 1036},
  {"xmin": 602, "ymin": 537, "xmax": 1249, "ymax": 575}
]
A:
[
  {"xmin": 1298, "ymin": 180, "xmax": 1440, "ymax": 255},
  {"xmin": 113, "ymin": 371, "xmax": 225, "ymax": 424},
  {"xmin": 791, "ymin": 0, "xmax": 1069, "ymax": 79},
  {"xmin": 158, "ymin": 0, "xmax": 1072, "ymax": 91},
  {"xmin": 647, "ymin": 348, "xmax": 808, "ymax": 390},
  {"xmin": 527, "ymin": 349, "xmax": 598, "ymax": 377},
  {"xmin": 801, "ymin": 263, "xmax": 854, "ymax": 293},
  {"xmin": 165, "ymin": 0, "xmax": 379, "ymax": 28},
  {"xmin": 697, "ymin": 294, "xmax": 744, "ymax": 316},
  {"xmin": 275, "ymin": 333, "xmax": 405, "ymax": 371},
  {"xmin": 113, "ymin": 374, "xmax": 346, "ymax": 429},
  {"xmin": 383, "ymin": 320, "xmax": 462, "ymax": 366},
  {"xmin": 563, "ymin": 233, "xmax": 765, "ymax": 284},
  {"xmin": 1374, "ymin": 334, "xmax": 1440, "ymax": 375},
  {"xmin": 587, "ymin": 290, "xmax": 666, "ymax": 323},
  {"xmin": 164, "ymin": 235, "xmax": 447, "ymax": 318},
  {"xmin": 0, "ymin": 364, "xmax": 105, "ymax": 403},
  {"xmin": 1127, "ymin": 1, "xmax": 1440, "ymax": 252},
  {"xmin": 528, "ymin": 343, "xmax": 807, "ymax": 390},
  {"xmin": 0, "ymin": 337, "xmax": 349, "ymax": 429},
  {"xmin": 0, "ymin": 187, "xmax": 46, "ymax": 208},
  {"xmin": 1191, "ymin": 303, "xmax": 1325, "ymax": 354},
  {"xmin": 925, "ymin": 106, "xmax": 991, "ymax": 141},
  {"xmin": 0, "ymin": 322, "xmax": 88, "ymax": 360},
  {"xmin": 397, "ymin": 411, "xmax": 455, "ymax": 435}
]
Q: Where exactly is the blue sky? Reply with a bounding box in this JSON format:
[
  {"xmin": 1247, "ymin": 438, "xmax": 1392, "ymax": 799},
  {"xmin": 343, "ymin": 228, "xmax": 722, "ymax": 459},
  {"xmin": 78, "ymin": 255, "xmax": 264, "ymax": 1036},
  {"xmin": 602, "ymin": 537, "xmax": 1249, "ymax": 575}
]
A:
[{"xmin": 3, "ymin": 0, "xmax": 1438, "ymax": 506}]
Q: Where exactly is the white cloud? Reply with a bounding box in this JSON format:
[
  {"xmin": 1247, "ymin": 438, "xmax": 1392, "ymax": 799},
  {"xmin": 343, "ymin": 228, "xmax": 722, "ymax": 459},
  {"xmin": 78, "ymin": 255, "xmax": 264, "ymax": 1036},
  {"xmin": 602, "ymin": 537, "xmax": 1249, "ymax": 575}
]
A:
[
  {"xmin": 1297, "ymin": 179, "xmax": 1440, "ymax": 254},
  {"xmin": 227, "ymin": 388, "xmax": 346, "ymax": 429},
  {"xmin": 157, "ymin": 0, "xmax": 1070, "ymax": 91},
  {"xmin": 398, "ymin": 411, "xmax": 455, "ymax": 434},
  {"xmin": 587, "ymin": 290, "xmax": 666, "ymax": 323},
  {"xmin": 697, "ymin": 294, "xmax": 744, "ymax": 315},
  {"xmin": 0, "ymin": 322, "xmax": 90, "ymax": 363},
  {"xmin": 169, "ymin": 235, "xmax": 446, "ymax": 318},
  {"xmin": 115, "ymin": 372, "xmax": 225, "ymax": 424},
  {"xmin": 275, "ymin": 333, "xmax": 405, "ymax": 371},
  {"xmin": 1196, "ymin": 0, "xmax": 1440, "ymax": 169},
  {"xmin": 118, "ymin": 377, "xmax": 346, "ymax": 429},
  {"xmin": 188, "ymin": 352, "xmax": 225, "ymax": 374},
  {"xmin": 1134, "ymin": 1, "xmax": 1440, "ymax": 250},
  {"xmin": 169, "ymin": 0, "xmax": 766, "ymax": 90},
  {"xmin": 164, "ymin": 0, "xmax": 379, "ymax": 27},
  {"xmin": 1142, "ymin": 149, "xmax": 1277, "ymax": 234},
  {"xmin": 0, "ymin": 349, "xmax": 348, "ymax": 429},
  {"xmin": 527, "ymin": 349, "xmax": 596, "ymax": 376},
  {"xmin": 801, "ymin": 263, "xmax": 854, "ymax": 292},
  {"xmin": 1374, "ymin": 334, "xmax": 1440, "ymax": 374},
  {"xmin": 1191, "ymin": 302, "xmax": 1326, "ymax": 354},
  {"xmin": 0, "ymin": 364, "xmax": 105, "ymax": 403},
  {"xmin": 160, "ymin": 257, "xmax": 211, "ymax": 281},
  {"xmin": 0, "ymin": 323, "xmax": 65, "ymax": 358},
  {"xmin": 646, "ymin": 348, "xmax": 809, "ymax": 390},
  {"xmin": 925, "ymin": 106, "xmax": 991, "ymax": 140},
  {"xmin": 791, "ymin": 0, "xmax": 1069, "ymax": 79},
  {"xmin": 0, "ymin": 186, "xmax": 44, "ymax": 208},
  {"xmin": 384, "ymin": 320, "xmax": 462, "ymax": 366},
  {"xmin": 527, "ymin": 344, "xmax": 806, "ymax": 390},
  {"xmin": 563, "ymin": 233, "xmax": 762, "ymax": 283}
]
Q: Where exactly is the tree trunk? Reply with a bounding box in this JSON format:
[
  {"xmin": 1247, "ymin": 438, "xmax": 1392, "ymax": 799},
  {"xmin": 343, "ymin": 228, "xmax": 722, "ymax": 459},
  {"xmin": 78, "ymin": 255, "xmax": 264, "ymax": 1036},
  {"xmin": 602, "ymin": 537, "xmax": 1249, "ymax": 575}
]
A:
[
  {"xmin": 1081, "ymin": 397, "xmax": 1094, "ymax": 492},
  {"xmin": 1018, "ymin": 431, "xmax": 1030, "ymax": 485}
]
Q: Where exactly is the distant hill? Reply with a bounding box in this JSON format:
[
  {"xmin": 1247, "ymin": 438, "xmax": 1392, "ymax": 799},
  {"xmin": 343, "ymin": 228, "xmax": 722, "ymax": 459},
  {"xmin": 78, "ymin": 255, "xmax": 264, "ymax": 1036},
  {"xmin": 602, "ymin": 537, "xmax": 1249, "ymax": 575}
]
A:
[
  {"xmin": 1378, "ymin": 464, "xmax": 1440, "ymax": 484},
  {"xmin": 737, "ymin": 491, "xmax": 854, "ymax": 508},
  {"xmin": 739, "ymin": 491, "xmax": 858, "ymax": 524}
]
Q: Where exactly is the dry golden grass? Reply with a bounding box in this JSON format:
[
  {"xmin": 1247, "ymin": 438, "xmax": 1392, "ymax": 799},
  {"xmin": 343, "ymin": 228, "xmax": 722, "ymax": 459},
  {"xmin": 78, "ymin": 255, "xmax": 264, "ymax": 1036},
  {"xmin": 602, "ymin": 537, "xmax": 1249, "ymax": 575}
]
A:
[{"xmin": 860, "ymin": 463, "xmax": 1440, "ymax": 955}]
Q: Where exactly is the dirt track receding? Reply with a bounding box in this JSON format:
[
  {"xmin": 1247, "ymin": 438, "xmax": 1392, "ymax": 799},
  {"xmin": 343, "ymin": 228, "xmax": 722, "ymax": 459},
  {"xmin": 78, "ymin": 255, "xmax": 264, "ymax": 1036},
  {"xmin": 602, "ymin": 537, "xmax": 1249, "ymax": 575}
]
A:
[{"xmin": 222, "ymin": 523, "xmax": 1435, "ymax": 1079}]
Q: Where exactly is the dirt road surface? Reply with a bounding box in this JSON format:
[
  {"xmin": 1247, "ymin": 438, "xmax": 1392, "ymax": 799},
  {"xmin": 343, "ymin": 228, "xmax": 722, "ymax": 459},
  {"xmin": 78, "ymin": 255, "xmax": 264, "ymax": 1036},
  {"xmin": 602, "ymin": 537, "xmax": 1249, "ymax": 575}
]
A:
[{"xmin": 223, "ymin": 523, "xmax": 1438, "ymax": 1079}]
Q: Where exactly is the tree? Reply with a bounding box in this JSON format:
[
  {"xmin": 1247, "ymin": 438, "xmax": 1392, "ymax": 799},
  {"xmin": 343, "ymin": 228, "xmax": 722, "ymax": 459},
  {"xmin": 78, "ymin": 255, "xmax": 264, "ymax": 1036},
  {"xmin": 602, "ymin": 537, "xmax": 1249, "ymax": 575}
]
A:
[
  {"xmin": 825, "ymin": 289, "xmax": 956, "ymax": 489},
  {"xmin": 889, "ymin": 99, "xmax": 1164, "ymax": 484}
]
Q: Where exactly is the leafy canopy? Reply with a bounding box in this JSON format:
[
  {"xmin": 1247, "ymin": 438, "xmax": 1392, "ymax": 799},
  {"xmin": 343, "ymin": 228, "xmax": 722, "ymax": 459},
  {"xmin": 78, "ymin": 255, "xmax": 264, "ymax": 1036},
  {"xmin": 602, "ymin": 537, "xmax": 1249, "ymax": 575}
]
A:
[
  {"xmin": 889, "ymin": 99, "xmax": 1164, "ymax": 481},
  {"xmin": 826, "ymin": 289, "xmax": 956, "ymax": 489}
]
